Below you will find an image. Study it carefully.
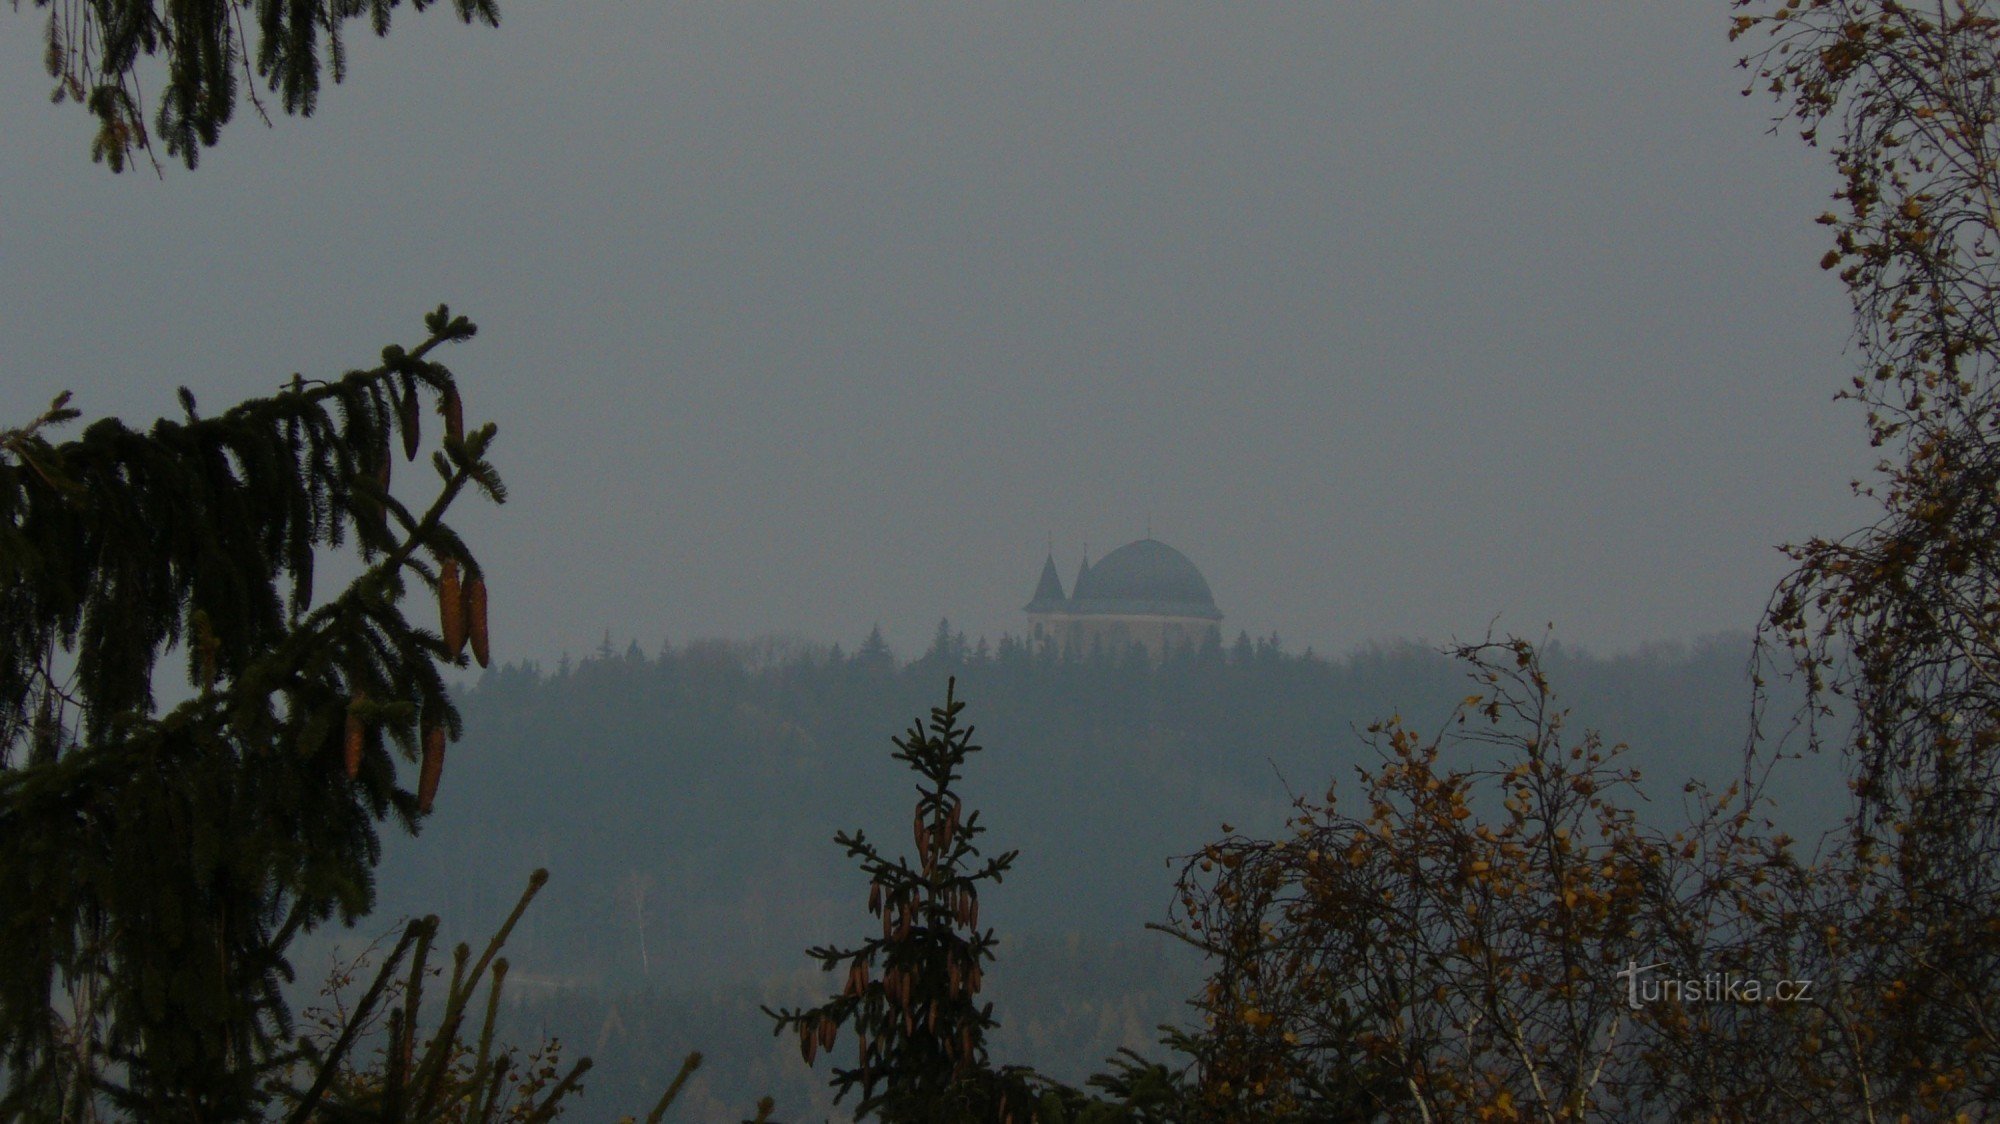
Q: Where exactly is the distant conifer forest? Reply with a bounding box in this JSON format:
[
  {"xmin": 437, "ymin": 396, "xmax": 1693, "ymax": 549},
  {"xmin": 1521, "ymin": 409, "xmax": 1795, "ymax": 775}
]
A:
[{"xmin": 338, "ymin": 626, "xmax": 1827, "ymax": 1117}]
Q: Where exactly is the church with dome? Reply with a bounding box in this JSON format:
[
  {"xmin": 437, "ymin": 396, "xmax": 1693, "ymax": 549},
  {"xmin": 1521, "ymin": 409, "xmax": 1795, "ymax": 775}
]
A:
[{"xmin": 1024, "ymin": 538, "xmax": 1223, "ymax": 659}]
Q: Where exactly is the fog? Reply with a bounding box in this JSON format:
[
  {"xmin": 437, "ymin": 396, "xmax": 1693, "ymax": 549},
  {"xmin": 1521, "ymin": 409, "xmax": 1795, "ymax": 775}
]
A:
[
  {"xmin": 2, "ymin": 10, "xmax": 1895, "ymax": 1113},
  {"xmin": 1, "ymin": 4, "xmax": 1867, "ymax": 660}
]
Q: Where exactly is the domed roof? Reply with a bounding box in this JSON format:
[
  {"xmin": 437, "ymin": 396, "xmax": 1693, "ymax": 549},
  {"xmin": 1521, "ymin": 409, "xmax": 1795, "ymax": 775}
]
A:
[{"xmin": 1069, "ymin": 539, "xmax": 1222, "ymax": 620}]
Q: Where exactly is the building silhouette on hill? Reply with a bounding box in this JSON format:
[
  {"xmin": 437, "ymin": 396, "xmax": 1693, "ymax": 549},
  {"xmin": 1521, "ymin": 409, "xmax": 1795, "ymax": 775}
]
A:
[{"xmin": 1024, "ymin": 538, "xmax": 1223, "ymax": 659}]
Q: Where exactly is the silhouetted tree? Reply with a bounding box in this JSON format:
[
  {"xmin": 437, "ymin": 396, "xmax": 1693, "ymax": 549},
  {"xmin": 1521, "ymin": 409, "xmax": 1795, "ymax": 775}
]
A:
[
  {"xmin": 855, "ymin": 626, "xmax": 895, "ymax": 673},
  {"xmin": 0, "ymin": 306, "xmax": 505, "ymax": 1119},
  {"xmin": 1737, "ymin": 0, "xmax": 2000, "ymax": 1112},
  {"xmin": 1165, "ymin": 641, "xmax": 1771, "ymax": 1120}
]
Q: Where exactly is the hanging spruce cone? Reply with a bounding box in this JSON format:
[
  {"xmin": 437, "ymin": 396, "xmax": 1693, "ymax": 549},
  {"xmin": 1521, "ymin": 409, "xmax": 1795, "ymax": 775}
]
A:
[
  {"xmin": 466, "ymin": 575, "xmax": 490, "ymax": 667},
  {"xmin": 398, "ymin": 373, "xmax": 420, "ymax": 459},
  {"xmin": 439, "ymin": 558, "xmax": 466, "ymax": 659},
  {"xmin": 344, "ymin": 694, "xmax": 366, "ymax": 779},
  {"xmin": 418, "ymin": 723, "xmax": 446, "ymax": 812},
  {"xmin": 443, "ymin": 384, "xmax": 464, "ymax": 445}
]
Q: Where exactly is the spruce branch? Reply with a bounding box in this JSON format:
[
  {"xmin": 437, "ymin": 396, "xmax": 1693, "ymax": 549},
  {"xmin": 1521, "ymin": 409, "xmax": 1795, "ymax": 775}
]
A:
[{"xmin": 0, "ymin": 306, "xmax": 511, "ymax": 1116}]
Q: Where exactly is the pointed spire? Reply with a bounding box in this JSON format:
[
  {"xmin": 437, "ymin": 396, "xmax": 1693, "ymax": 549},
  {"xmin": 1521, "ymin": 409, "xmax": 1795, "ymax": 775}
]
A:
[
  {"xmin": 1024, "ymin": 553, "xmax": 1067, "ymax": 613},
  {"xmin": 1072, "ymin": 550, "xmax": 1092, "ymax": 599}
]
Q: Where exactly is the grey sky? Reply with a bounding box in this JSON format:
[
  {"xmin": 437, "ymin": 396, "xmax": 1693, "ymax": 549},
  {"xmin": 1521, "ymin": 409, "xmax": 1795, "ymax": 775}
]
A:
[{"xmin": 1, "ymin": 4, "xmax": 1868, "ymax": 662}]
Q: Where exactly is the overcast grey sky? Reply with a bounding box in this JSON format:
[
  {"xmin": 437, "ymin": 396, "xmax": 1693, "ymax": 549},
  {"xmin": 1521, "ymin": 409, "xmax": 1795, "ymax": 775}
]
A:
[{"xmin": 1, "ymin": 4, "xmax": 1870, "ymax": 662}]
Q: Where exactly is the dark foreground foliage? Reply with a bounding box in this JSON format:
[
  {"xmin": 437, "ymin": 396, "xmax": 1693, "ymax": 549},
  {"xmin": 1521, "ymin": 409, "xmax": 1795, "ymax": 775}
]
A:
[
  {"xmin": 28, "ymin": 0, "xmax": 499, "ymax": 171},
  {"xmin": 1, "ymin": 307, "xmax": 507, "ymax": 1119}
]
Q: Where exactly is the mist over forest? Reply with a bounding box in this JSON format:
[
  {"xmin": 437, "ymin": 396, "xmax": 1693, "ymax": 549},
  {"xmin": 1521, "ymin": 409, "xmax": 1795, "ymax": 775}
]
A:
[
  {"xmin": 23, "ymin": 1, "xmax": 1992, "ymax": 1113},
  {"xmin": 334, "ymin": 627, "xmax": 1839, "ymax": 1115}
]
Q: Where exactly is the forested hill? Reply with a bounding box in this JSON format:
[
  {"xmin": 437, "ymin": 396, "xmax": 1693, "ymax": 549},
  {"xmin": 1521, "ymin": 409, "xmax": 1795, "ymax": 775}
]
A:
[
  {"xmin": 342, "ymin": 628, "xmax": 1844, "ymax": 1114},
  {"xmin": 366, "ymin": 628, "xmax": 1832, "ymax": 991}
]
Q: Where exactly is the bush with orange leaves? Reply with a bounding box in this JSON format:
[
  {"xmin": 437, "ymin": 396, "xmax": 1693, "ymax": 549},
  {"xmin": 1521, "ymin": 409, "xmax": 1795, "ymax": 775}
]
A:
[
  {"xmin": 1163, "ymin": 639, "xmax": 1791, "ymax": 1122},
  {"xmin": 1166, "ymin": 2, "xmax": 2000, "ymax": 1112},
  {"xmin": 1732, "ymin": 1, "xmax": 2000, "ymax": 1115}
]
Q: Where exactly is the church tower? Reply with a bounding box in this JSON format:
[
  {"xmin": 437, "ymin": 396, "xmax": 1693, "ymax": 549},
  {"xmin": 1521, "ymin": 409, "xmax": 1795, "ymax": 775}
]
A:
[{"xmin": 1024, "ymin": 538, "xmax": 1223, "ymax": 659}]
